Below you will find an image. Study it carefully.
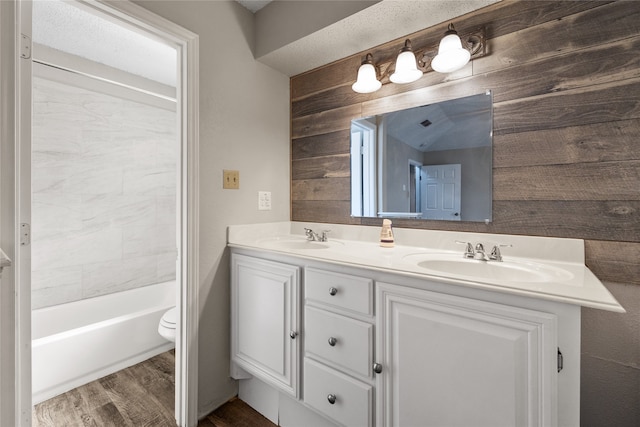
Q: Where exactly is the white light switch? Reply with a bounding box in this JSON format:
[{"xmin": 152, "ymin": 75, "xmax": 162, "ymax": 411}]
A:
[{"xmin": 258, "ymin": 191, "xmax": 271, "ymax": 210}]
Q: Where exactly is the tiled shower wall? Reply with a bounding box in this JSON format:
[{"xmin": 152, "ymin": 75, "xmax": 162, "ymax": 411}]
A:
[{"xmin": 31, "ymin": 75, "xmax": 177, "ymax": 309}]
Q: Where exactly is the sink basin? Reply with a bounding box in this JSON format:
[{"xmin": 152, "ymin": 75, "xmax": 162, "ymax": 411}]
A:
[
  {"xmin": 271, "ymin": 240, "xmax": 331, "ymax": 250},
  {"xmin": 403, "ymin": 253, "xmax": 574, "ymax": 283},
  {"xmin": 258, "ymin": 237, "xmax": 343, "ymax": 251}
]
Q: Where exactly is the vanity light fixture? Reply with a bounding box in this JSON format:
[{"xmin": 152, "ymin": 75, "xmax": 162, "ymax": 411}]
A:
[
  {"xmin": 351, "ymin": 23, "xmax": 486, "ymax": 94},
  {"xmin": 352, "ymin": 53, "xmax": 382, "ymax": 93},
  {"xmin": 389, "ymin": 39, "xmax": 423, "ymax": 84},
  {"xmin": 431, "ymin": 23, "xmax": 471, "ymax": 73}
]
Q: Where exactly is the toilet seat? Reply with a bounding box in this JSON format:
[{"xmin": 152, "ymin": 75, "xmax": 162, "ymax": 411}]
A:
[
  {"xmin": 160, "ymin": 307, "xmax": 177, "ymax": 328},
  {"xmin": 158, "ymin": 307, "xmax": 177, "ymax": 342}
]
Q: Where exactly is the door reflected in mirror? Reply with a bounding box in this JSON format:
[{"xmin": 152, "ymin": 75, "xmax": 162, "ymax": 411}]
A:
[{"xmin": 351, "ymin": 91, "xmax": 492, "ymax": 222}]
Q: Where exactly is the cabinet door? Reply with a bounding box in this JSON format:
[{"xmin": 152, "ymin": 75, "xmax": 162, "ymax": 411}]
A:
[
  {"xmin": 376, "ymin": 282, "xmax": 558, "ymax": 427},
  {"xmin": 231, "ymin": 253, "xmax": 300, "ymax": 397}
]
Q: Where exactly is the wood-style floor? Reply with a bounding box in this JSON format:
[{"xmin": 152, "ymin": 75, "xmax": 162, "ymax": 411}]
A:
[{"xmin": 33, "ymin": 351, "xmax": 275, "ymax": 427}]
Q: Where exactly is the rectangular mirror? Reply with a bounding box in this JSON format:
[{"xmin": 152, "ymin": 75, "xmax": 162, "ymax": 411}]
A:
[{"xmin": 351, "ymin": 91, "xmax": 493, "ymax": 222}]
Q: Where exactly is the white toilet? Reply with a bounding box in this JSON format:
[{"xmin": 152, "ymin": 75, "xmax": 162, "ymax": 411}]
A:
[{"xmin": 158, "ymin": 307, "xmax": 177, "ymax": 343}]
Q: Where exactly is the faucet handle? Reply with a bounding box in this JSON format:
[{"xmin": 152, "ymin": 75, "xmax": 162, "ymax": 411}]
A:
[
  {"xmin": 304, "ymin": 228, "xmax": 315, "ymax": 240},
  {"xmin": 320, "ymin": 230, "xmax": 331, "ymax": 242},
  {"xmin": 489, "ymin": 244, "xmax": 512, "ymax": 262},
  {"xmin": 455, "ymin": 240, "xmax": 474, "ymax": 258}
]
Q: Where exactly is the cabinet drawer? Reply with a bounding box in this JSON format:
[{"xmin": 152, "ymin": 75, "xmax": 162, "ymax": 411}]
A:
[
  {"xmin": 304, "ymin": 358, "xmax": 372, "ymax": 427},
  {"xmin": 305, "ymin": 306, "xmax": 373, "ymax": 378},
  {"xmin": 305, "ymin": 268, "xmax": 373, "ymax": 316}
]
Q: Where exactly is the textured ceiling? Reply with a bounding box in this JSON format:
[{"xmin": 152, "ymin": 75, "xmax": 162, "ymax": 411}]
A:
[
  {"xmin": 32, "ymin": 0, "xmax": 498, "ymax": 84},
  {"xmin": 257, "ymin": 0, "xmax": 499, "ymax": 76},
  {"xmin": 32, "ymin": 0, "xmax": 177, "ymax": 87}
]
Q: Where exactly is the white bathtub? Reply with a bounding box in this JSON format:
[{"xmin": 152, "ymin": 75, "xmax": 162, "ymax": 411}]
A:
[{"xmin": 32, "ymin": 281, "xmax": 176, "ymax": 404}]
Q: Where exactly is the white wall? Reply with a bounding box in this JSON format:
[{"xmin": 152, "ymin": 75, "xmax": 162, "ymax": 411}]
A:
[
  {"xmin": 133, "ymin": 0, "xmax": 291, "ymax": 416},
  {"xmin": 383, "ymin": 135, "xmax": 422, "ymax": 213}
]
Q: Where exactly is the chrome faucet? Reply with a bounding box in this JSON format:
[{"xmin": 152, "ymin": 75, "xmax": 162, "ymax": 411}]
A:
[
  {"xmin": 304, "ymin": 228, "xmax": 330, "ymax": 242},
  {"xmin": 456, "ymin": 241, "xmax": 511, "ymax": 262},
  {"xmin": 474, "ymin": 243, "xmax": 488, "ymax": 260},
  {"xmin": 489, "ymin": 244, "xmax": 512, "ymax": 262},
  {"xmin": 456, "ymin": 241, "xmax": 475, "ymax": 259}
]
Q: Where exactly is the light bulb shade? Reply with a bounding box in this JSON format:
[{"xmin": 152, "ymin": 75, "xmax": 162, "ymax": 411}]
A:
[
  {"xmin": 390, "ymin": 50, "xmax": 422, "ymax": 84},
  {"xmin": 352, "ymin": 62, "xmax": 381, "ymax": 93},
  {"xmin": 431, "ymin": 33, "xmax": 471, "ymax": 73}
]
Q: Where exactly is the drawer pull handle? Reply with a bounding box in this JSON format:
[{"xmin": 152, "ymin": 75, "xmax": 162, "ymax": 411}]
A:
[
  {"xmin": 329, "ymin": 287, "xmax": 338, "ymax": 296},
  {"xmin": 328, "ymin": 337, "xmax": 337, "ymax": 346},
  {"xmin": 289, "ymin": 331, "xmax": 298, "ymax": 339},
  {"xmin": 373, "ymin": 363, "xmax": 383, "ymax": 374},
  {"xmin": 327, "ymin": 393, "xmax": 337, "ymax": 405}
]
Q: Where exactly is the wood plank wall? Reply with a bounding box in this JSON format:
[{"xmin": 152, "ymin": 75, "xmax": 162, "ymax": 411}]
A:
[{"xmin": 290, "ymin": 0, "xmax": 640, "ymax": 286}]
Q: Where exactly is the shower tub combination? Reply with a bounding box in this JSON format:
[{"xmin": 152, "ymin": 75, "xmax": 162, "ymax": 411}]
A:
[{"xmin": 32, "ymin": 281, "xmax": 176, "ymax": 404}]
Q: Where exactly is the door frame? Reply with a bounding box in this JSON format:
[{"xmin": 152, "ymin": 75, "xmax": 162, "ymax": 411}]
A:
[
  {"xmin": 1, "ymin": 1, "xmax": 200, "ymax": 426},
  {"xmin": 408, "ymin": 159, "xmax": 423, "ymax": 214},
  {"xmin": 350, "ymin": 120, "xmax": 377, "ymax": 217}
]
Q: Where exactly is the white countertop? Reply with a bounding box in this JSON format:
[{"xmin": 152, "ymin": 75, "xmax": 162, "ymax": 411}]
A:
[{"xmin": 228, "ymin": 221, "xmax": 624, "ymax": 313}]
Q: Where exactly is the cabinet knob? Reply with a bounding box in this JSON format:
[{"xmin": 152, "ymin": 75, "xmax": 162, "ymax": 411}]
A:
[
  {"xmin": 328, "ymin": 337, "xmax": 337, "ymax": 346},
  {"xmin": 329, "ymin": 287, "xmax": 338, "ymax": 296},
  {"xmin": 289, "ymin": 331, "xmax": 298, "ymax": 339},
  {"xmin": 373, "ymin": 363, "xmax": 383, "ymax": 374},
  {"xmin": 327, "ymin": 393, "xmax": 337, "ymax": 405}
]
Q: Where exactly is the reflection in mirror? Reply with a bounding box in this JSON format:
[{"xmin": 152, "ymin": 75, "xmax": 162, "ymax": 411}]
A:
[{"xmin": 351, "ymin": 91, "xmax": 493, "ymax": 222}]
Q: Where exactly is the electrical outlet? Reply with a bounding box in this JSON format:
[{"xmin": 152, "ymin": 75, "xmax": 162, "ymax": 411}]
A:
[
  {"xmin": 223, "ymin": 170, "xmax": 239, "ymax": 189},
  {"xmin": 258, "ymin": 191, "xmax": 271, "ymax": 210}
]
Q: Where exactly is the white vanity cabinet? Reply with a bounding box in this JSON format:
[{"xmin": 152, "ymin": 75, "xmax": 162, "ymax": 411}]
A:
[
  {"xmin": 227, "ymin": 221, "xmax": 619, "ymax": 427},
  {"xmin": 303, "ymin": 268, "xmax": 375, "ymax": 426},
  {"xmin": 230, "ymin": 253, "xmax": 300, "ymax": 397},
  {"xmin": 376, "ymin": 282, "xmax": 561, "ymax": 427}
]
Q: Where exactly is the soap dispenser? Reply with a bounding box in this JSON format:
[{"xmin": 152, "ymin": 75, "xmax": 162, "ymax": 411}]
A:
[{"xmin": 380, "ymin": 219, "xmax": 395, "ymax": 248}]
